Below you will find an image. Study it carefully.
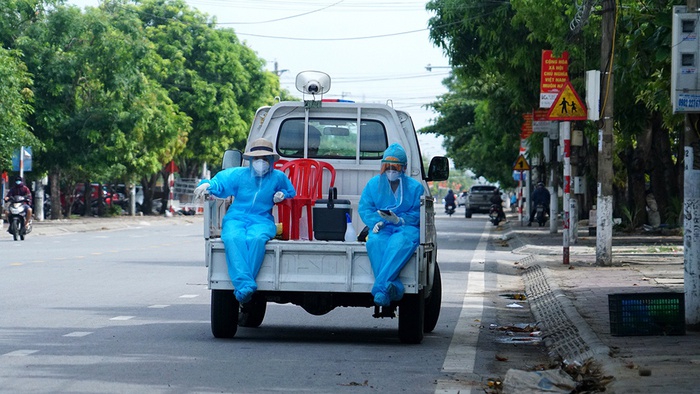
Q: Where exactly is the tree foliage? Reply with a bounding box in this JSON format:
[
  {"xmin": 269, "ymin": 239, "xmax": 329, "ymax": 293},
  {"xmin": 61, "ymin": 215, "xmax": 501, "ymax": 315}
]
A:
[
  {"xmin": 0, "ymin": 48, "xmax": 38, "ymax": 170},
  {"xmin": 1, "ymin": 0, "xmax": 287, "ymax": 216},
  {"xmin": 425, "ymin": 0, "xmax": 686, "ymax": 225}
]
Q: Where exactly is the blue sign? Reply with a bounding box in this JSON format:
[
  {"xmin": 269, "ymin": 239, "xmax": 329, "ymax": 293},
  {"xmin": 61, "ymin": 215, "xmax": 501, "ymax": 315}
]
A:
[
  {"xmin": 11, "ymin": 146, "xmax": 32, "ymax": 172},
  {"xmin": 513, "ymin": 170, "xmax": 528, "ymax": 182},
  {"xmin": 677, "ymin": 94, "xmax": 700, "ymax": 109}
]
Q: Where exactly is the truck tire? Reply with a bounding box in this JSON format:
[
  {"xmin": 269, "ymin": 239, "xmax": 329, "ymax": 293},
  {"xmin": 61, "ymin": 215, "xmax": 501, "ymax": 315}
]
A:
[
  {"xmin": 464, "ymin": 208, "xmax": 472, "ymax": 219},
  {"xmin": 398, "ymin": 289, "xmax": 425, "ymax": 344},
  {"xmin": 238, "ymin": 294, "xmax": 266, "ymax": 328},
  {"xmin": 423, "ymin": 263, "xmax": 442, "ymax": 333},
  {"xmin": 211, "ymin": 290, "xmax": 238, "ymax": 338}
]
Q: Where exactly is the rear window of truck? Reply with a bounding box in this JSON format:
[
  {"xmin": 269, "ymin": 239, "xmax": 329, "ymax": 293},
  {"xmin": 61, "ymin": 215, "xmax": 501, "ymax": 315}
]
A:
[{"xmin": 276, "ymin": 118, "xmax": 388, "ymax": 159}]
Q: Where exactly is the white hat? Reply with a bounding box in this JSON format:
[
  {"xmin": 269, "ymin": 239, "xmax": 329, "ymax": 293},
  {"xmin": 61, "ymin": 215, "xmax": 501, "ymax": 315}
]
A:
[{"xmin": 243, "ymin": 138, "xmax": 280, "ymax": 161}]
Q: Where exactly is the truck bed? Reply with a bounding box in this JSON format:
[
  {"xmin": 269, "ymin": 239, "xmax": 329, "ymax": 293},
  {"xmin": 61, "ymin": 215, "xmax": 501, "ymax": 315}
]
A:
[{"xmin": 206, "ymin": 239, "xmax": 423, "ymax": 294}]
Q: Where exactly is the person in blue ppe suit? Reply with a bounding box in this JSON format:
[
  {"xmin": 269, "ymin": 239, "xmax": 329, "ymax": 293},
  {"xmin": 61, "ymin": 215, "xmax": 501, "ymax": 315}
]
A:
[
  {"xmin": 359, "ymin": 143, "xmax": 424, "ymax": 307},
  {"xmin": 194, "ymin": 138, "xmax": 296, "ymax": 304}
]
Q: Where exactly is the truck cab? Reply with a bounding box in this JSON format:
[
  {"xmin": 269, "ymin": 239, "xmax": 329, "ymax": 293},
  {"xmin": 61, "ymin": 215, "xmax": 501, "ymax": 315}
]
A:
[{"xmin": 203, "ymin": 71, "xmax": 449, "ymax": 343}]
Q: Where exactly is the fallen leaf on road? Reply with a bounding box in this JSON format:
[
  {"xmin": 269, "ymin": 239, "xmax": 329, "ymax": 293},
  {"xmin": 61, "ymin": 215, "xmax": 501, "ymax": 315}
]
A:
[{"xmin": 496, "ymin": 354, "xmax": 509, "ymax": 361}]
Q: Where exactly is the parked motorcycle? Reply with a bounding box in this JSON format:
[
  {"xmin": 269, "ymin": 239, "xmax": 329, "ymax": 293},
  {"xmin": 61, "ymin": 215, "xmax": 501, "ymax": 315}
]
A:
[
  {"xmin": 535, "ymin": 203, "xmax": 548, "ymax": 226},
  {"xmin": 489, "ymin": 204, "xmax": 503, "ymax": 226},
  {"xmin": 5, "ymin": 195, "xmax": 32, "ymax": 241}
]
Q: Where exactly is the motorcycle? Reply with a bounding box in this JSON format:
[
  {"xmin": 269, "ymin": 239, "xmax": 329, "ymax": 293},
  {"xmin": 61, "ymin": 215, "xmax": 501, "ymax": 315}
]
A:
[
  {"xmin": 535, "ymin": 204, "xmax": 548, "ymax": 226},
  {"xmin": 5, "ymin": 195, "xmax": 32, "ymax": 241},
  {"xmin": 489, "ymin": 204, "xmax": 503, "ymax": 226},
  {"xmin": 444, "ymin": 203, "xmax": 456, "ymax": 216}
]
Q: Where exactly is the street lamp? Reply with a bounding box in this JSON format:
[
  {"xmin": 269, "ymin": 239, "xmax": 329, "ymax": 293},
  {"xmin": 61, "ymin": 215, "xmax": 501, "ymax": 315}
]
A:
[{"xmin": 425, "ymin": 63, "xmax": 453, "ymax": 72}]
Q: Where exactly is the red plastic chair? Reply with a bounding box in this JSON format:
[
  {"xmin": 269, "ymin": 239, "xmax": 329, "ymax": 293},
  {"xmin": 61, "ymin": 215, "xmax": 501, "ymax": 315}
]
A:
[
  {"xmin": 277, "ymin": 159, "xmax": 335, "ymax": 240},
  {"xmin": 274, "ymin": 159, "xmax": 288, "ymax": 170},
  {"xmin": 278, "ymin": 159, "xmax": 323, "ymax": 240},
  {"xmin": 317, "ymin": 160, "xmax": 336, "ymax": 199}
]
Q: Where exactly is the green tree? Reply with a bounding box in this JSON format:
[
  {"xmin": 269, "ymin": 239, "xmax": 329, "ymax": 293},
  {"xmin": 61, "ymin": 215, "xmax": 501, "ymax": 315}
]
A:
[
  {"xmin": 134, "ymin": 0, "xmax": 282, "ymax": 178},
  {"xmin": 425, "ymin": 0, "xmax": 545, "ymax": 186},
  {"xmin": 426, "ymin": 0, "xmax": 685, "ymax": 226},
  {"xmin": 17, "ymin": 4, "xmax": 189, "ymax": 216},
  {"xmin": 0, "ymin": 48, "xmax": 38, "ymax": 171}
]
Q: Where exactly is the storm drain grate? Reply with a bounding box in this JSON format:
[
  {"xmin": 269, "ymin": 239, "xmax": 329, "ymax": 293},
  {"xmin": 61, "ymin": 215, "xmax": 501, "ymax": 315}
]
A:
[{"xmin": 523, "ymin": 264, "xmax": 593, "ymax": 363}]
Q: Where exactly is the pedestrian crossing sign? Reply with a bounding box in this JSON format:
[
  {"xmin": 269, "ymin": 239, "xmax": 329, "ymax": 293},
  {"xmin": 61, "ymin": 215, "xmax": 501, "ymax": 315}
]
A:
[{"xmin": 546, "ymin": 81, "xmax": 587, "ymax": 121}]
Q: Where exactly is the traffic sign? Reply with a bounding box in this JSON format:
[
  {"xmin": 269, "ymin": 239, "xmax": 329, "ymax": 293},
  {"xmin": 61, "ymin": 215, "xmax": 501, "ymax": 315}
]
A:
[
  {"xmin": 513, "ymin": 154, "xmax": 530, "ymax": 171},
  {"xmin": 546, "ymin": 81, "xmax": 587, "ymax": 121}
]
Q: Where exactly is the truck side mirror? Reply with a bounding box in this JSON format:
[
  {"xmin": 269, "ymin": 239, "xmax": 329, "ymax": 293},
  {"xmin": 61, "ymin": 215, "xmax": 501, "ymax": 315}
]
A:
[
  {"xmin": 222, "ymin": 150, "xmax": 242, "ymax": 169},
  {"xmin": 426, "ymin": 156, "xmax": 449, "ymax": 182}
]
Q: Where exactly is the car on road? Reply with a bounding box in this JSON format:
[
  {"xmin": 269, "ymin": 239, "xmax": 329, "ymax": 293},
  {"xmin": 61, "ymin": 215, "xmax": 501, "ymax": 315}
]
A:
[
  {"xmin": 457, "ymin": 191, "xmax": 468, "ymax": 207},
  {"xmin": 464, "ymin": 184, "xmax": 499, "ymax": 218}
]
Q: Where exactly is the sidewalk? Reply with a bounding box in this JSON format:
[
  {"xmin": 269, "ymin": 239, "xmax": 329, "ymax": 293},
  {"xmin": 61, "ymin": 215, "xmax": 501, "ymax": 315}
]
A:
[
  {"xmin": 505, "ymin": 217, "xmax": 699, "ymax": 393},
  {"xmin": 6, "ymin": 214, "xmax": 202, "ymax": 237}
]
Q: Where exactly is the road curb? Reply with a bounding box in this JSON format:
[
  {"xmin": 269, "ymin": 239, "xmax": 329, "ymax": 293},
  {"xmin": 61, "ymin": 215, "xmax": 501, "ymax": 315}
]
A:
[{"xmin": 505, "ymin": 223, "xmax": 623, "ymax": 382}]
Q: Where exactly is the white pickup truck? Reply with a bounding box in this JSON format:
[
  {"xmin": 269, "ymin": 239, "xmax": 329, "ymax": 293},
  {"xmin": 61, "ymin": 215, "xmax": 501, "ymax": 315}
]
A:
[{"xmin": 203, "ymin": 71, "xmax": 449, "ymax": 344}]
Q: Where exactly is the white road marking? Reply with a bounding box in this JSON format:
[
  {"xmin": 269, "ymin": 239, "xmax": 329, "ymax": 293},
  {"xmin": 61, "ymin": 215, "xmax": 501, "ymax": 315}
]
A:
[
  {"xmin": 436, "ymin": 222, "xmax": 491, "ymax": 394},
  {"xmin": 63, "ymin": 331, "xmax": 93, "ymax": 337},
  {"xmin": 109, "ymin": 316, "xmax": 134, "ymax": 321},
  {"xmin": 3, "ymin": 349, "xmax": 39, "ymax": 357},
  {"xmin": 178, "ymin": 294, "xmax": 199, "ymax": 299},
  {"xmin": 148, "ymin": 304, "xmax": 170, "ymax": 308}
]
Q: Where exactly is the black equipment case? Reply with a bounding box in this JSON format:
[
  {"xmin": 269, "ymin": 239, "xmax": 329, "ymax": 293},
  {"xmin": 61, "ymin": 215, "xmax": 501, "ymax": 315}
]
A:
[{"xmin": 313, "ymin": 187, "xmax": 352, "ymax": 241}]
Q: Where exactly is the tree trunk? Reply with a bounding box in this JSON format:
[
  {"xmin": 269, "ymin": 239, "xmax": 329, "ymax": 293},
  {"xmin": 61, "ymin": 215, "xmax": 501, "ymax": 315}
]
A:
[
  {"xmin": 649, "ymin": 112, "xmax": 679, "ymax": 224},
  {"xmin": 627, "ymin": 146, "xmax": 647, "ymax": 228},
  {"xmin": 49, "ymin": 169, "xmax": 62, "ymax": 220},
  {"xmin": 83, "ymin": 179, "xmax": 92, "ymax": 217},
  {"xmin": 628, "ymin": 120, "xmax": 653, "ymax": 228}
]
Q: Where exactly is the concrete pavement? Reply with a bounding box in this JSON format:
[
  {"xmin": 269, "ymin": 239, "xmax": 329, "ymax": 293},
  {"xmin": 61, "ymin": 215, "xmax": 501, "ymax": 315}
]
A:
[
  {"xmin": 504, "ymin": 218, "xmax": 699, "ymax": 393},
  {"xmin": 5, "ymin": 214, "xmax": 202, "ymax": 237}
]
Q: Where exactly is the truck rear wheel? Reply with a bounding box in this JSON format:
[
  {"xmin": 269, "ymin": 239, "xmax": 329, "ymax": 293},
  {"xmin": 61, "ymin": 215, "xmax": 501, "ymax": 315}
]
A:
[
  {"xmin": 398, "ymin": 290, "xmax": 425, "ymax": 344},
  {"xmin": 238, "ymin": 294, "xmax": 266, "ymax": 328},
  {"xmin": 211, "ymin": 290, "xmax": 238, "ymax": 338},
  {"xmin": 424, "ymin": 263, "xmax": 442, "ymax": 333}
]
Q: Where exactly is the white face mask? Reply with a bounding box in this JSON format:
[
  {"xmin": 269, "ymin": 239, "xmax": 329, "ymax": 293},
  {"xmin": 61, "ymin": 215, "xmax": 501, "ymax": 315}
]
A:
[
  {"xmin": 252, "ymin": 159, "xmax": 270, "ymax": 176},
  {"xmin": 385, "ymin": 170, "xmax": 401, "ymax": 182}
]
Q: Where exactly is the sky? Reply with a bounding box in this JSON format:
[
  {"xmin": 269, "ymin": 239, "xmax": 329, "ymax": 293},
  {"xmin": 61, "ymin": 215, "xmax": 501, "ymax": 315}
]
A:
[{"xmin": 66, "ymin": 0, "xmax": 450, "ymax": 157}]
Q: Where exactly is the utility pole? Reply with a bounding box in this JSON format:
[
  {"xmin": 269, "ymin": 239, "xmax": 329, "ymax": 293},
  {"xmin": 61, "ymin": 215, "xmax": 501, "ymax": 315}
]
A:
[
  {"xmin": 684, "ymin": 0, "xmax": 700, "ymax": 329},
  {"xmin": 596, "ymin": 0, "xmax": 615, "ymax": 266}
]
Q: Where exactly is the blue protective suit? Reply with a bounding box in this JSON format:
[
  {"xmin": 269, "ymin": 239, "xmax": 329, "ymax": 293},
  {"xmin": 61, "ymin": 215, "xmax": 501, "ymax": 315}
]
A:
[
  {"xmin": 201, "ymin": 164, "xmax": 295, "ymax": 303},
  {"xmin": 359, "ymin": 144, "xmax": 424, "ymax": 307}
]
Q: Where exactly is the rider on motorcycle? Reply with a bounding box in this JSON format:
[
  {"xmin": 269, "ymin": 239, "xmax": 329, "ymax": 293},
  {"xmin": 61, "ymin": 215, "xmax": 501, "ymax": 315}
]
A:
[
  {"xmin": 4, "ymin": 176, "xmax": 33, "ymax": 228},
  {"xmin": 528, "ymin": 181, "xmax": 551, "ymax": 226},
  {"xmin": 489, "ymin": 189, "xmax": 506, "ymax": 221},
  {"xmin": 444, "ymin": 189, "xmax": 456, "ymax": 213}
]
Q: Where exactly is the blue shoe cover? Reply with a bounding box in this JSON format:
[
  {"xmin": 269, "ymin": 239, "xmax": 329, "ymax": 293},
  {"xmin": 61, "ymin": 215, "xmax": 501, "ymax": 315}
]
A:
[
  {"xmin": 387, "ymin": 282, "xmax": 404, "ymax": 301},
  {"xmin": 235, "ymin": 287, "xmax": 254, "ymax": 304},
  {"xmin": 373, "ymin": 292, "xmax": 391, "ymax": 307}
]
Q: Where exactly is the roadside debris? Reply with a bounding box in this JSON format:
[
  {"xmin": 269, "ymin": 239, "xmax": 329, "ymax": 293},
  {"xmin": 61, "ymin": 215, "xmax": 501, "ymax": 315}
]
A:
[{"xmin": 485, "ymin": 358, "xmax": 613, "ymax": 393}]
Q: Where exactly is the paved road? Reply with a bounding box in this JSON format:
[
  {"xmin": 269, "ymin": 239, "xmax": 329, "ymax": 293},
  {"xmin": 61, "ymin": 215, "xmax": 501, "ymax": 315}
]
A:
[{"xmin": 1, "ymin": 213, "xmax": 549, "ymax": 393}]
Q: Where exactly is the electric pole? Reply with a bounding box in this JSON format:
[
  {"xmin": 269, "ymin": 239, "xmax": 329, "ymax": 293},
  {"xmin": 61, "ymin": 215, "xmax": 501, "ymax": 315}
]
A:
[
  {"xmin": 684, "ymin": 0, "xmax": 700, "ymax": 329},
  {"xmin": 596, "ymin": 0, "xmax": 615, "ymax": 266}
]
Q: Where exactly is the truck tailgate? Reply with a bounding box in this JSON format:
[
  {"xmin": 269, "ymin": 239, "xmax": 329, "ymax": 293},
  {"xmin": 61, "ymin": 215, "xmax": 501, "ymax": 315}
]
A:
[{"xmin": 206, "ymin": 239, "xmax": 422, "ymax": 294}]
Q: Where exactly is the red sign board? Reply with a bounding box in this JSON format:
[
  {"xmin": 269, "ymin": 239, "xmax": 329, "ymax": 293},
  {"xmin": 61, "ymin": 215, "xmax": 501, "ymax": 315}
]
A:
[{"xmin": 540, "ymin": 50, "xmax": 569, "ymax": 108}]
